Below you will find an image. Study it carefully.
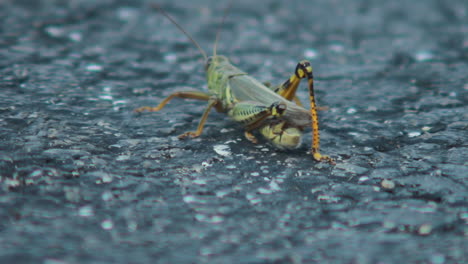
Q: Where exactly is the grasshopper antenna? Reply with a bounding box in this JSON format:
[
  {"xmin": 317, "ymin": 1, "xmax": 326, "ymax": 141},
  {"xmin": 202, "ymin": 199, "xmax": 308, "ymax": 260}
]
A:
[
  {"xmin": 213, "ymin": 1, "xmax": 234, "ymax": 57},
  {"xmin": 151, "ymin": 4, "xmax": 208, "ymax": 61}
]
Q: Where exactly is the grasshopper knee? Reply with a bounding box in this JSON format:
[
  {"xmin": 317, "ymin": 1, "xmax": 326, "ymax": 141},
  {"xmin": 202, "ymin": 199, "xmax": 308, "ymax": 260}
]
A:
[
  {"xmin": 270, "ymin": 102, "xmax": 287, "ymax": 117},
  {"xmin": 295, "ymin": 60, "xmax": 313, "ymax": 79}
]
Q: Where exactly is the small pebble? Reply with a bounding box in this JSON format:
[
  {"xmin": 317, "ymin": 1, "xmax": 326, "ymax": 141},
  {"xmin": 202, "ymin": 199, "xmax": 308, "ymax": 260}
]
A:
[
  {"xmin": 86, "ymin": 64, "xmax": 103, "ymax": 72},
  {"xmin": 78, "ymin": 205, "xmax": 94, "ymax": 217},
  {"xmin": 69, "ymin": 32, "xmax": 82, "ymax": 42},
  {"xmin": 213, "ymin": 144, "xmax": 231, "ymax": 157},
  {"xmin": 329, "ymin": 43, "xmax": 345, "ymax": 52},
  {"xmin": 414, "ymin": 50, "xmax": 434, "ymax": 62},
  {"xmin": 418, "ymin": 224, "xmax": 432, "ymax": 235},
  {"xmin": 381, "ymin": 179, "xmax": 395, "ymax": 189},
  {"xmin": 101, "ymin": 191, "xmax": 113, "ymax": 201},
  {"xmin": 45, "ymin": 26, "xmax": 64, "ymax": 37},
  {"xmin": 116, "ymin": 155, "xmax": 130, "ymax": 161},
  {"xmin": 408, "ymin": 131, "xmax": 421, "ymax": 138},
  {"xmin": 164, "ymin": 53, "xmax": 177, "ymax": 63},
  {"xmin": 317, "ymin": 195, "xmax": 340, "ymax": 203},
  {"xmin": 101, "ymin": 219, "xmax": 114, "ymax": 230},
  {"xmin": 346, "ymin": 107, "xmax": 357, "ymax": 114},
  {"xmin": 358, "ymin": 176, "xmax": 370, "ymax": 182}
]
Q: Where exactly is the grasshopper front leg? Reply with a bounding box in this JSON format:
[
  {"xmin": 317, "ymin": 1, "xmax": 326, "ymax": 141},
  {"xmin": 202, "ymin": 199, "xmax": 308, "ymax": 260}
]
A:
[
  {"xmin": 135, "ymin": 90, "xmax": 220, "ymax": 139},
  {"xmin": 178, "ymin": 97, "xmax": 220, "ymax": 139},
  {"xmin": 135, "ymin": 91, "xmax": 212, "ymax": 112},
  {"xmin": 271, "ymin": 60, "xmax": 334, "ymax": 164}
]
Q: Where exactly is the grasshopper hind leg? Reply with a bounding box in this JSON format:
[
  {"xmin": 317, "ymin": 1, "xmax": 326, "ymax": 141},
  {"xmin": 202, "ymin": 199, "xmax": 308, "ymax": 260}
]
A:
[
  {"xmin": 270, "ymin": 60, "xmax": 334, "ymax": 163},
  {"xmin": 228, "ymin": 101, "xmax": 287, "ymax": 144}
]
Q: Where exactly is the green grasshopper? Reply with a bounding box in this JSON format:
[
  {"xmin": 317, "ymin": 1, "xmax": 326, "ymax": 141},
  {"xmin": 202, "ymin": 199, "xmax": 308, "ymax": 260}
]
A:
[{"xmin": 135, "ymin": 4, "xmax": 334, "ymax": 164}]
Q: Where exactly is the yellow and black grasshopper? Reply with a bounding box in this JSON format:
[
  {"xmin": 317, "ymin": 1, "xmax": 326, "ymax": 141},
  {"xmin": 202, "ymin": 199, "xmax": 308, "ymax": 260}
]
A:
[{"xmin": 135, "ymin": 4, "xmax": 334, "ymax": 164}]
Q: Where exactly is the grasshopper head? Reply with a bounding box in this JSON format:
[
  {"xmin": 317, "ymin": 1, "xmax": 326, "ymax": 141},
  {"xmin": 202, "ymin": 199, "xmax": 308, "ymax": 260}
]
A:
[
  {"xmin": 205, "ymin": 55, "xmax": 229, "ymax": 71},
  {"xmin": 259, "ymin": 121, "xmax": 302, "ymax": 150}
]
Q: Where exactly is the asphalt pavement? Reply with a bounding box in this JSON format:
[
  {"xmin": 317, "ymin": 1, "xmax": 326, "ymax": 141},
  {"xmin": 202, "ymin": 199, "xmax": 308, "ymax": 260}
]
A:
[{"xmin": 0, "ymin": 0, "xmax": 466, "ymax": 263}]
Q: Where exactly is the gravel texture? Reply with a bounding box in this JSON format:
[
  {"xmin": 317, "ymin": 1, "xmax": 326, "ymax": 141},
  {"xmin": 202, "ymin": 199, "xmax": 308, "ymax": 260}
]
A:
[{"xmin": 0, "ymin": 0, "xmax": 467, "ymax": 263}]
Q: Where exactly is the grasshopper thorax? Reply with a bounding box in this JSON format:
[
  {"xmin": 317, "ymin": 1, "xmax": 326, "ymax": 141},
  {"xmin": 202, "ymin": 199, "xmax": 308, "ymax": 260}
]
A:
[{"xmin": 205, "ymin": 55, "xmax": 247, "ymax": 94}]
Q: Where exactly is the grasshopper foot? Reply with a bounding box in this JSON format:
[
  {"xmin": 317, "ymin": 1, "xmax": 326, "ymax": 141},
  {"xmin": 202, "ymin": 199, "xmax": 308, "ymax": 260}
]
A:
[
  {"xmin": 244, "ymin": 131, "xmax": 258, "ymax": 144},
  {"xmin": 317, "ymin": 106, "xmax": 329, "ymax": 111},
  {"xmin": 313, "ymin": 152, "xmax": 335, "ymax": 165},
  {"xmin": 178, "ymin": 131, "xmax": 200, "ymax": 139},
  {"xmin": 134, "ymin": 106, "xmax": 160, "ymax": 113}
]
